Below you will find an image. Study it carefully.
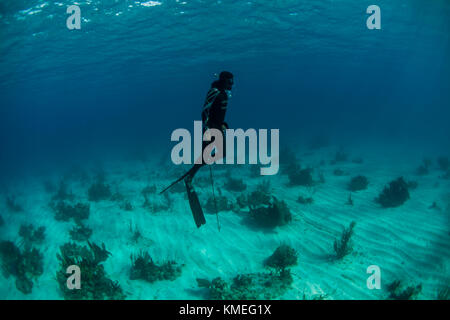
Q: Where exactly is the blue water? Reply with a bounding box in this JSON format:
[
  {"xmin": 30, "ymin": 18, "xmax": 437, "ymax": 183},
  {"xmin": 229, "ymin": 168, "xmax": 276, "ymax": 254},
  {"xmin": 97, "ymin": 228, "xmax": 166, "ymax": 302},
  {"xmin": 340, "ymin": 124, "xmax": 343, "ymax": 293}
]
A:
[{"xmin": 0, "ymin": 0, "xmax": 449, "ymax": 300}]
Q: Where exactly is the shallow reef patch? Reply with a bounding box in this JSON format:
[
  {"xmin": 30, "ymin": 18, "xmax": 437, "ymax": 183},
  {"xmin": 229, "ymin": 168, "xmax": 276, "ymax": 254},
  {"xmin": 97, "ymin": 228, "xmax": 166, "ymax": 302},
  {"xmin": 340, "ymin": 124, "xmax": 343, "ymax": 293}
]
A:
[
  {"xmin": 248, "ymin": 196, "xmax": 292, "ymax": 228},
  {"xmin": 197, "ymin": 269, "xmax": 294, "ymax": 300},
  {"xmin": 130, "ymin": 251, "xmax": 183, "ymax": 284},
  {"xmin": 56, "ymin": 242, "xmax": 125, "ymax": 300},
  {"xmin": 264, "ymin": 244, "xmax": 298, "ymax": 270},
  {"xmin": 333, "ymin": 221, "xmax": 356, "ymax": 260},
  {"xmin": 0, "ymin": 240, "xmax": 44, "ymax": 294},
  {"xmin": 386, "ymin": 279, "xmax": 422, "ymax": 300}
]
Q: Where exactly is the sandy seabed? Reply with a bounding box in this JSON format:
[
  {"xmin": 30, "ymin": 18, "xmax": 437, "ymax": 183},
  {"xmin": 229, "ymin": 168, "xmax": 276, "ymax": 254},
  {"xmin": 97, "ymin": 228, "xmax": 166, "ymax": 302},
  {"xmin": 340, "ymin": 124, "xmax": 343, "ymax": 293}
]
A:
[{"xmin": 0, "ymin": 144, "xmax": 449, "ymax": 300}]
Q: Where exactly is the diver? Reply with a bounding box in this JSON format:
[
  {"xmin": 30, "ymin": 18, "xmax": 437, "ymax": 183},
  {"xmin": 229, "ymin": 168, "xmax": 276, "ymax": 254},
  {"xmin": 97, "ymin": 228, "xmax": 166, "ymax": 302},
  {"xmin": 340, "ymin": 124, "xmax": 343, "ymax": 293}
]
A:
[
  {"xmin": 185, "ymin": 71, "xmax": 234, "ymax": 183},
  {"xmin": 160, "ymin": 71, "xmax": 234, "ymax": 228}
]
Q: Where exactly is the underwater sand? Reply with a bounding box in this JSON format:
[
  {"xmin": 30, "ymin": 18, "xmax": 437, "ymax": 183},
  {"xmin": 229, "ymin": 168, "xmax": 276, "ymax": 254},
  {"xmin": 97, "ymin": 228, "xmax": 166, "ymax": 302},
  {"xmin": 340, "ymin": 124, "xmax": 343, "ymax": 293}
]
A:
[{"xmin": 0, "ymin": 143, "xmax": 449, "ymax": 300}]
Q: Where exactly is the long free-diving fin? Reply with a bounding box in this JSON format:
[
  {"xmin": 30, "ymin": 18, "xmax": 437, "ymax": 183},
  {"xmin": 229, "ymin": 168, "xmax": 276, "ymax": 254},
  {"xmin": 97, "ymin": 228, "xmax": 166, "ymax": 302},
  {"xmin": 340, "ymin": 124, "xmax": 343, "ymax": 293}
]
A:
[{"xmin": 185, "ymin": 179, "xmax": 206, "ymax": 228}]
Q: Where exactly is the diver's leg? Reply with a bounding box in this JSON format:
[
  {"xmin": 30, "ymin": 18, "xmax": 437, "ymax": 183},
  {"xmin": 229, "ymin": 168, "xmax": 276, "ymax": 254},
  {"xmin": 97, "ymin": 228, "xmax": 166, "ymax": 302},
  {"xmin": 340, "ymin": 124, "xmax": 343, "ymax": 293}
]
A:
[
  {"xmin": 185, "ymin": 163, "xmax": 204, "ymax": 183},
  {"xmin": 186, "ymin": 130, "xmax": 224, "ymax": 183},
  {"xmin": 185, "ymin": 139, "xmax": 209, "ymax": 183}
]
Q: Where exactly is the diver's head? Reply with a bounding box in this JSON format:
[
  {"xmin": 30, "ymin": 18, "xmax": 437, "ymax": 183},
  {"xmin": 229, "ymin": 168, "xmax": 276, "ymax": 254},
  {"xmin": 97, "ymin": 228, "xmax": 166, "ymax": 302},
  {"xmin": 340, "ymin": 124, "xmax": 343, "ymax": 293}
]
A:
[{"xmin": 218, "ymin": 71, "xmax": 234, "ymax": 90}]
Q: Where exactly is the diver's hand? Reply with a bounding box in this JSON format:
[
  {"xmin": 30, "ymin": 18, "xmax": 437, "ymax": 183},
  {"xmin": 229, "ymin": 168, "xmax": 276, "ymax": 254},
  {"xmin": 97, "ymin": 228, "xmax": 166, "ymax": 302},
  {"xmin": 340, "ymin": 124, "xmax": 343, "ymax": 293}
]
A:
[{"xmin": 204, "ymin": 130, "xmax": 212, "ymax": 141}]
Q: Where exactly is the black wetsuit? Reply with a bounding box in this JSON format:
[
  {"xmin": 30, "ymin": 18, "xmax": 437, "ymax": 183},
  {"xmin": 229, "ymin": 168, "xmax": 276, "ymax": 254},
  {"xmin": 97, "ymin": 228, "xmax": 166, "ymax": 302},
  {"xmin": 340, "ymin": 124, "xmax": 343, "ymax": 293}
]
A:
[
  {"xmin": 186, "ymin": 80, "xmax": 230, "ymax": 180},
  {"xmin": 202, "ymin": 80, "xmax": 229, "ymax": 131}
]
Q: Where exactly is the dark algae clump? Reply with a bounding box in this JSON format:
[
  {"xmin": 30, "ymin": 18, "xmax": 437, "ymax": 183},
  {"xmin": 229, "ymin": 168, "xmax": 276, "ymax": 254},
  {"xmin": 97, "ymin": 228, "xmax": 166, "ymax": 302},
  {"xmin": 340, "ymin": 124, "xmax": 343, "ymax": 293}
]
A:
[
  {"xmin": 0, "ymin": 240, "xmax": 44, "ymax": 294},
  {"xmin": 51, "ymin": 201, "xmax": 90, "ymax": 222},
  {"xmin": 69, "ymin": 221, "xmax": 93, "ymax": 242},
  {"xmin": 200, "ymin": 270, "xmax": 294, "ymax": 300},
  {"xmin": 224, "ymin": 177, "xmax": 247, "ymax": 192},
  {"xmin": 333, "ymin": 221, "xmax": 356, "ymax": 260},
  {"xmin": 248, "ymin": 196, "xmax": 292, "ymax": 228},
  {"xmin": 264, "ymin": 244, "xmax": 298, "ymax": 270},
  {"xmin": 386, "ymin": 280, "xmax": 422, "ymax": 300},
  {"xmin": 236, "ymin": 181, "xmax": 272, "ymax": 209},
  {"xmin": 18, "ymin": 224, "xmax": 46, "ymax": 247},
  {"xmin": 348, "ymin": 175, "xmax": 369, "ymax": 192},
  {"xmin": 204, "ymin": 195, "xmax": 232, "ymax": 213},
  {"xmin": 436, "ymin": 286, "xmax": 450, "ymax": 300},
  {"xmin": 87, "ymin": 175, "xmax": 112, "ymax": 202},
  {"xmin": 375, "ymin": 177, "xmax": 410, "ymax": 208},
  {"xmin": 130, "ymin": 251, "xmax": 183, "ymax": 283}
]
